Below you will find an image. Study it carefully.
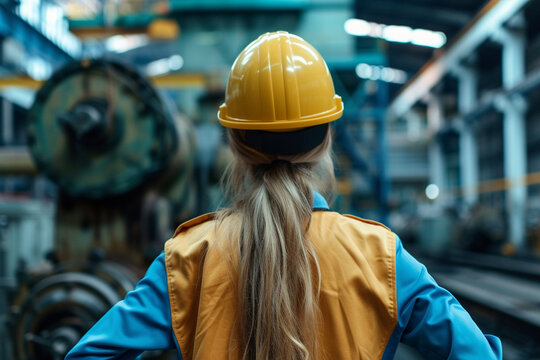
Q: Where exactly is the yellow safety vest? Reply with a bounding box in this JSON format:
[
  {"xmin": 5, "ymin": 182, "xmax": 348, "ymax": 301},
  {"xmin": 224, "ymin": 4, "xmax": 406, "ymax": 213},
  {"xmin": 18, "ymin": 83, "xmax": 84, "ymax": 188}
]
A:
[{"xmin": 164, "ymin": 211, "xmax": 397, "ymax": 359}]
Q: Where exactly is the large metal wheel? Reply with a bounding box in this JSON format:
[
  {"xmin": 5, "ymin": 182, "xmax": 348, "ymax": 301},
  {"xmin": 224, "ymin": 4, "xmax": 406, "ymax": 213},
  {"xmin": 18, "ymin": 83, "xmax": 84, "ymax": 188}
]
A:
[
  {"xmin": 26, "ymin": 59, "xmax": 179, "ymax": 198},
  {"xmin": 12, "ymin": 260, "xmax": 138, "ymax": 360}
]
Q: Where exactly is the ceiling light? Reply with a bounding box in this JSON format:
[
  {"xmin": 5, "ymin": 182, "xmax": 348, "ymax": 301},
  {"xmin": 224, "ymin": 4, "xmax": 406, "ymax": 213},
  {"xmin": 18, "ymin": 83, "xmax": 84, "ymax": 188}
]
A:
[
  {"xmin": 425, "ymin": 184, "xmax": 440, "ymax": 200},
  {"xmin": 344, "ymin": 19, "xmax": 371, "ymax": 37},
  {"xmin": 355, "ymin": 64, "xmax": 408, "ymax": 84},
  {"xmin": 356, "ymin": 63, "xmax": 372, "ymax": 79},
  {"xmin": 345, "ymin": 18, "xmax": 447, "ymax": 48},
  {"xmin": 411, "ymin": 29, "xmax": 447, "ymax": 49},
  {"xmin": 146, "ymin": 55, "xmax": 184, "ymax": 76},
  {"xmin": 383, "ymin": 25, "xmax": 413, "ymax": 43},
  {"xmin": 168, "ymin": 55, "xmax": 184, "ymax": 71},
  {"xmin": 105, "ymin": 34, "xmax": 149, "ymax": 53}
]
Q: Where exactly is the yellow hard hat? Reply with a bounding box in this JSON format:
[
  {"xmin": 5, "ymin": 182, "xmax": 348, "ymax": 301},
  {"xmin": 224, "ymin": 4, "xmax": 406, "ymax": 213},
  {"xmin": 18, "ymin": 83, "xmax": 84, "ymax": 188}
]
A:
[{"xmin": 218, "ymin": 31, "xmax": 343, "ymax": 131}]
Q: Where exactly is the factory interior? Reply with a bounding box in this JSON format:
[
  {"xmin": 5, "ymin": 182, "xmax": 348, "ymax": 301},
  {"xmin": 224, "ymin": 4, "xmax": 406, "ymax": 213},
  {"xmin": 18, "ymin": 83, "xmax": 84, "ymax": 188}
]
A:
[{"xmin": 1, "ymin": 0, "xmax": 540, "ymax": 359}]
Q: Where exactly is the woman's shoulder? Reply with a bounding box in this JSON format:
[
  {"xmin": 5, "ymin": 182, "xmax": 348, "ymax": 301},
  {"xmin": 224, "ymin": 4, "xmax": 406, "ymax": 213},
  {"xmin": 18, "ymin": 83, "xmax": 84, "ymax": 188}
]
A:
[
  {"xmin": 310, "ymin": 211, "xmax": 397, "ymax": 260},
  {"xmin": 312, "ymin": 211, "xmax": 394, "ymax": 237},
  {"xmin": 173, "ymin": 212, "xmax": 217, "ymax": 237},
  {"xmin": 341, "ymin": 213, "xmax": 392, "ymax": 231},
  {"xmin": 164, "ymin": 213, "xmax": 217, "ymax": 256}
]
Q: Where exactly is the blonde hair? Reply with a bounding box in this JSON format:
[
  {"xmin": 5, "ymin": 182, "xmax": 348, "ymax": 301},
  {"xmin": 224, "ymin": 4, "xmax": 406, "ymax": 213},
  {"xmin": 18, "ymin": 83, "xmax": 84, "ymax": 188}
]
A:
[{"xmin": 217, "ymin": 127, "xmax": 335, "ymax": 360}]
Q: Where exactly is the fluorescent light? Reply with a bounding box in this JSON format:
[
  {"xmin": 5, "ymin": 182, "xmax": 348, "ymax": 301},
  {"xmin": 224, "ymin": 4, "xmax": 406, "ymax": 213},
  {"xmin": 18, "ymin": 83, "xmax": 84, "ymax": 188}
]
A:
[
  {"xmin": 425, "ymin": 184, "xmax": 440, "ymax": 200},
  {"xmin": 345, "ymin": 18, "xmax": 447, "ymax": 48},
  {"xmin": 146, "ymin": 55, "xmax": 184, "ymax": 76},
  {"xmin": 380, "ymin": 68, "xmax": 396, "ymax": 83},
  {"xmin": 369, "ymin": 66, "xmax": 381, "ymax": 80},
  {"xmin": 355, "ymin": 63, "xmax": 408, "ymax": 84},
  {"xmin": 26, "ymin": 57, "xmax": 52, "ymax": 80},
  {"xmin": 411, "ymin": 29, "xmax": 447, "ymax": 48},
  {"xmin": 383, "ymin": 25, "xmax": 412, "ymax": 43},
  {"xmin": 344, "ymin": 19, "xmax": 371, "ymax": 36},
  {"xmin": 380, "ymin": 67, "xmax": 408, "ymax": 84},
  {"xmin": 356, "ymin": 63, "xmax": 372, "ymax": 79},
  {"xmin": 369, "ymin": 23, "xmax": 385, "ymax": 38},
  {"xmin": 105, "ymin": 34, "xmax": 149, "ymax": 53},
  {"xmin": 147, "ymin": 59, "xmax": 170, "ymax": 76},
  {"xmin": 168, "ymin": 55, "xmax": 184, "ymax": 71}
]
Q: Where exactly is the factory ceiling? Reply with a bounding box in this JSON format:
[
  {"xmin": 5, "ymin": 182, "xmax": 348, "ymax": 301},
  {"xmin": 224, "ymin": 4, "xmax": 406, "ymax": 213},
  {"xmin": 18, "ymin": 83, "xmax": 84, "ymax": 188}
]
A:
[
  {"xmin": 3, "ymin": 0, "xmax": 539, "ymax": 105},
  {"xmin": 354, "ymin": 0, "xmax": 489, "ymax": 75}
]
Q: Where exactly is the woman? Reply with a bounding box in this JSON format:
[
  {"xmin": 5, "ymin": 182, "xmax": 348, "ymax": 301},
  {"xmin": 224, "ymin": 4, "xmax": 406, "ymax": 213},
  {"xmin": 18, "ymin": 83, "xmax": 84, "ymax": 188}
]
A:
[{"xmin": 66, "ymin": 31, "xmax": 502, "ymax": 360}]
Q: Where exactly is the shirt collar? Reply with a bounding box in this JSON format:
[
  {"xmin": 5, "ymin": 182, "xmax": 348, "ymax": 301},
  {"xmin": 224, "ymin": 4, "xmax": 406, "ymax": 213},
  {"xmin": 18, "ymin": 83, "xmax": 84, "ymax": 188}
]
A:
[{"xmin": 313, "ymin": 192, "xmax": 330, "ymax": 210}]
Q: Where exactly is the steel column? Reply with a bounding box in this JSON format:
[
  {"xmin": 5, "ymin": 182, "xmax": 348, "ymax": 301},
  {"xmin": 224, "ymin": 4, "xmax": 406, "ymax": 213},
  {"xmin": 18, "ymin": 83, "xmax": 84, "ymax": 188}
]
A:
[
  {"xmin": 456, "ymin": 65, "xmax": 479, "ymax": 206},
  {"xmin": 428, "ymin": 95, "xmax": 445, "ymax": 201},
  {"xmin": 1, "ymin": 98, "xmax": 13, "ymax": 145},
  {"xmin": 376, "ymin": 80, "xmax": 390, "ymax": 224},
  {"xmin": 494, "ymin": 25, "xmax": 527, "ymax": 249}
]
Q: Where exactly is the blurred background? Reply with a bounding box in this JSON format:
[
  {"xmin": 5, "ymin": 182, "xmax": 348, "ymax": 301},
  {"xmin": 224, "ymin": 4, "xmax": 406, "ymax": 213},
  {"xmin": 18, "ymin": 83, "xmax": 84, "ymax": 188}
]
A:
[{"xmin": 0, "ymin": 0, "xmax": 539, "ymax": 359}]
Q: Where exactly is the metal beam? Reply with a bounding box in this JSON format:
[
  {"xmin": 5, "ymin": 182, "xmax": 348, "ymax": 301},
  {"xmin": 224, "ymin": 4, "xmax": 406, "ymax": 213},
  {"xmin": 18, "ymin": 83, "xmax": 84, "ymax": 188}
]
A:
[
  {"xmin": 149, "ymin": 74, "xmax": 206, "ymax": 89},
  {"xmin": 0, "ymin": 77, "xmax": 44, "ymax": 89},
  {"xmin": 0, "ymin": 73, "xmax": 206, "ymax": 90},
  {"xmin": 0, "ymin": 3, "xmax": 74, "ymax": 64},
  {"xmin": 387, "ymin": 0, "xmax": 530, "ymax": 120},
  {"xmin": 437, "ymin": 66, "xmax": 540, "ymax": 128},
  {"xmin": 70, "ymin": 27, "xmax": 147, "ymax": 38},
  {"xmin": 0, "ymin": 147, "xmax": 37, "ymax": 175}
]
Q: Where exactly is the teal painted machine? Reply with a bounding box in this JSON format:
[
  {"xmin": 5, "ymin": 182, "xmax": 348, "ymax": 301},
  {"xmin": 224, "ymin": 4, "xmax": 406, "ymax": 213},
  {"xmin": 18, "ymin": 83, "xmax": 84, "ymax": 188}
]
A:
[
  {"xmin": 27, "ymin": 59, "xmax": 185, "ymax": 199},
  {"xmin": 9, "ymin": 59, "xmax": 200, "ymax": 360},
  {"xmin": 24, "ymin": 59, "xmax": 198, "ymax": 263}
]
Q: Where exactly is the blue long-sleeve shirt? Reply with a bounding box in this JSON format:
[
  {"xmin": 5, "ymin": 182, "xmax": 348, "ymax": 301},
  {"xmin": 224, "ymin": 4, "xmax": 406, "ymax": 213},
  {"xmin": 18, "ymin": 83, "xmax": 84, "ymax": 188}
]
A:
[{"xmin": 66, "ymin": 194, "xmax": 502, "ymax": 359}]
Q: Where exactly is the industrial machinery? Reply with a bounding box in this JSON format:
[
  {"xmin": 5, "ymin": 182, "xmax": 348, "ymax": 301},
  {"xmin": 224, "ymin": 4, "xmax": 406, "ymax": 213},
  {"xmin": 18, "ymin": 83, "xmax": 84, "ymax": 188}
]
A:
[
  {"xmin": 6, "ymin": 59, "xmax": 202, "ymax": 359},
  {"xmin": 12, "ymin": 253, "xmax": 139, "ymax": 360},
  {"xmin": 25, "ymin": 58, "xmax": 198, "ymax": 263}
]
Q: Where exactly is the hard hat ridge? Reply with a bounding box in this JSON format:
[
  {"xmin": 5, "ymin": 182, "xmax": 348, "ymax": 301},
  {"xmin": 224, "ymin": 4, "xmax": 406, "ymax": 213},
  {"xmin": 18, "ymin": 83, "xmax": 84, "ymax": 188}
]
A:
[{"xmin": 218, "ymin": 31, "xmax": 343, "ymax": 131}]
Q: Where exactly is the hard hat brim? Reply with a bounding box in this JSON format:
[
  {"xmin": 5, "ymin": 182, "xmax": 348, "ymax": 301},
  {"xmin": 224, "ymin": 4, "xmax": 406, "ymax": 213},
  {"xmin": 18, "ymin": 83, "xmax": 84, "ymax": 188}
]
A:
[{"xmin": 218, "ymin": 96, "xmax": 343, "ymax": 131}]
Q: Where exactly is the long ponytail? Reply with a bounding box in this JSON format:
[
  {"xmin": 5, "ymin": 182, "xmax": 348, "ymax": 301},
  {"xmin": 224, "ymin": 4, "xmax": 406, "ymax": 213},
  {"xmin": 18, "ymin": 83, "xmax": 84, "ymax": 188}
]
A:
[{"xmin": 217, "ymin": 128, "xmax": 335, "ymax": 360}]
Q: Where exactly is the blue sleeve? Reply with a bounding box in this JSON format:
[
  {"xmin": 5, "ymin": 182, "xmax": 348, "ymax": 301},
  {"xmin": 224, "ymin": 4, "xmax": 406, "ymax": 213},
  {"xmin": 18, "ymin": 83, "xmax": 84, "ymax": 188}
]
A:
[
  {"xmin": 65, "ymin": 252, "xmax": 181, "ymax": 360},
  {"xmin": 382, "ymin": 235, "xmax": 502, "ymax": 359}
]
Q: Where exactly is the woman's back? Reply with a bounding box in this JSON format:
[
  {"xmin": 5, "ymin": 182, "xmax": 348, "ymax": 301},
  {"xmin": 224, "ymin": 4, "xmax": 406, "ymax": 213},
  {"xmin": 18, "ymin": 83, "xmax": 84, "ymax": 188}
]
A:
[{"xmin": 165, "ymin": 209, "xmax": 396, "ymax": 359}]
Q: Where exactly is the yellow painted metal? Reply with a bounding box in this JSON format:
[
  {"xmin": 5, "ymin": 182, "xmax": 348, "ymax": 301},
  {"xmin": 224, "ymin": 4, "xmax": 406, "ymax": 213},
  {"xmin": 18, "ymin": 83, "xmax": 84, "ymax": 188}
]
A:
[
  {"xmin": 0, "ymin": 73, "xmax": 206, "ymax": 89},
  {"xmin": 0, "ymin": 148, "xmax": 38, "ymax": 175},
  {"xmin": 72, "ymin": 21, "xmax": 179, "ymax": 40},
  {"xmin": 148, "ymin": 18, "xmax": 180, "ymax": 39},
  {"xmin": 431, "ymin": 171, "xmax": 540, "ymax": 201},
  {"xmin": 150, "ymin": 73, "xmax": 206, "ymax": 88},
  {"xmin": 70, "ymin": 27, "xmax": 147, "ymax": 38},
  {"xmin": 0, "ymin": 77, "xmax": 44, "ymax": 89},
  {"xmin": 218, "ymin": 31, "xmax": 343, "ymax": 130}
]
